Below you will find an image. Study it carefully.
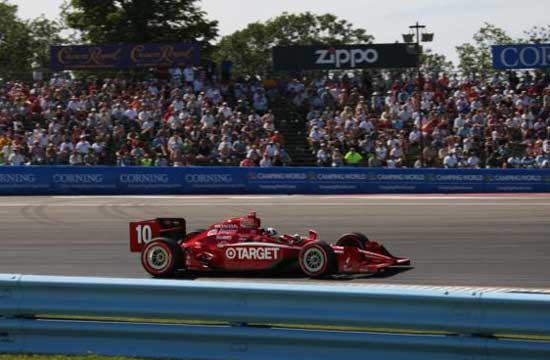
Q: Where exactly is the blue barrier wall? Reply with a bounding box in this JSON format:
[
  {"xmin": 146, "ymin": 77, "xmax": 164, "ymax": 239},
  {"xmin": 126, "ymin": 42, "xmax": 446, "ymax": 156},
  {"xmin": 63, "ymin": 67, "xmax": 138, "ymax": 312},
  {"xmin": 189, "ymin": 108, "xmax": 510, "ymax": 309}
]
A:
[{"xmin": 1, "ymin": 166, "xmax": 550, "ymax": 195}]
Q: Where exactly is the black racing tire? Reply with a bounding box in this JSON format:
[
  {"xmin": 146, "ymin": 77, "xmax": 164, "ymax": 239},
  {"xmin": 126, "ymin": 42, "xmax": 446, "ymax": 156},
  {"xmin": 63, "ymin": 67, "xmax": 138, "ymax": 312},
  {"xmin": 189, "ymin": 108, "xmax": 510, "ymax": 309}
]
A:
[
  {"xmin": 336, "ymin": 232, "xmax": 370, "ymax": 249},
  {"xmin": 141, "ymin": 239, "xmax": 182, "ymax": 278},
  {"xmin": 299, "ymin": 241, "xmax": 336, "ymax": 278}
]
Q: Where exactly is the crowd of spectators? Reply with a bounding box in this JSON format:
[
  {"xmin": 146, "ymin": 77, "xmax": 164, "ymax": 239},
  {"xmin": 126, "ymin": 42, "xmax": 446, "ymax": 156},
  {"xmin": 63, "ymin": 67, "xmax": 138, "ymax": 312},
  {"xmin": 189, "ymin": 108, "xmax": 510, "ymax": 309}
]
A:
[
  {"xmin": 0, "ymin": 67, "xmax": 291, "ymax": 167},
  {"xmin": 299, "ymin": 70, "xmax": 550, "ymax": 168}
]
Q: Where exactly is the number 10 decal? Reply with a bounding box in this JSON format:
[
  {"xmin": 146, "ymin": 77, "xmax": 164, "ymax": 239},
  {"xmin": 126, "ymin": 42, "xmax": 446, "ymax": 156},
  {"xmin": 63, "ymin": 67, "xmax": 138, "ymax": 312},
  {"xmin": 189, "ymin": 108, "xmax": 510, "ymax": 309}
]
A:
[{"xmin": 136, "ymin": 224, "xmax": 152, "ymax": 244}]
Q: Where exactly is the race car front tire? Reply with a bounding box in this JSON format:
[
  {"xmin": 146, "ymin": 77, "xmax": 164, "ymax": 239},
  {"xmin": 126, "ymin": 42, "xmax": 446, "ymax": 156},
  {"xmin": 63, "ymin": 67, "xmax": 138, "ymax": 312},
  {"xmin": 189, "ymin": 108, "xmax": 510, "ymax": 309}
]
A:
[
  {"xmin": 336, "ymin": 232, "xmax": 369, "ymax": 249},
  {"xmin": 299, "ymin": 241, "xmax": 336, "ymax": 278},
  {"xmin": 141, "ymin": 239, "xmax": 182, "ymax": 278}
]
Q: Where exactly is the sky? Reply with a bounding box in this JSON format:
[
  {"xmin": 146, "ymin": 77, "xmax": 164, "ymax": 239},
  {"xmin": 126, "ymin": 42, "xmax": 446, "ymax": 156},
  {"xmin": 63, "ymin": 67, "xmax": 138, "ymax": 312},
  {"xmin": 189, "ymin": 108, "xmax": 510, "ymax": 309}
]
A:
[{"xmin": 9, "ymin": 0, "xmax": 550, "ymax": 65}]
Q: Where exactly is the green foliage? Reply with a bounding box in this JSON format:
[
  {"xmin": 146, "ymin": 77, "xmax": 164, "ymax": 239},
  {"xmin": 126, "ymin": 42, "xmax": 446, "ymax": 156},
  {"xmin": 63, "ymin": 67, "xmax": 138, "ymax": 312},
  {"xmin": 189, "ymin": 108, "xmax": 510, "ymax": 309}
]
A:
[
  {"xmin": 62, "ymin": 0, "xmax": 218, "ymax": 47},
  {"xmin": 214, "ymin": 12, "xmax": 374, "ymax": 76},
  {"xmin": 27, "ymin": 16, "xmax": 65, "ymax": 69},
  {"xmin": 421, "ymin": 49, "xmax": 454, "ymax": 74},
  {"xmin": 0, "ymin": 1, "xmax": 32, "ymax": 80},
  {"xmin": 456, "ymin": 22, "xmax": 513, "ymax": 77},
  {"xmin": 522, "ymin": 25, "xmax": 550, "ymax": 44},
  {"xmin": 0, "ymin": 1, "xmax": 62, "ymax": 80}
]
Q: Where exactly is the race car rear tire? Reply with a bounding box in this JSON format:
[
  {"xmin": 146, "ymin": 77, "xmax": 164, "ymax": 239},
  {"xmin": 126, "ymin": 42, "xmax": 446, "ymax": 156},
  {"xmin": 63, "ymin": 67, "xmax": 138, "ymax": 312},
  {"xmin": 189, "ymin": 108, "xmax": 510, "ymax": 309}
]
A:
[
  {"xmin": 141, "ymin": 239, "xmax": 182, "ymax": 278},
  {"xmin": 336, "ymin": 232, "xmax": 369, "ymax": 249},
  {"xmin": 299, "ymin": 241, "xmax": 336, "ymax": 278}
]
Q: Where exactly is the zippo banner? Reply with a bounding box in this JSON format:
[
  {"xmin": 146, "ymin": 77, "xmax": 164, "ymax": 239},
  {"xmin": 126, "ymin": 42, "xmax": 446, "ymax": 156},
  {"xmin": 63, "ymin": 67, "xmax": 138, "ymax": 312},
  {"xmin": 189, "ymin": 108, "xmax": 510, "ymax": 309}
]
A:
[
  {"xmin": 492, "ymin": 44, "xmax": 550, "ymax": 70},
  {"xmin": 50, "ymin": 43, "xmax": 200, "ymax": 70},
  {"xmin": 272, "ymin": 44, "xmax": 419, "ymax": 71},
  {"xmin": 1, "ymin": 167, "xmax": 549, "ymax": 195}
]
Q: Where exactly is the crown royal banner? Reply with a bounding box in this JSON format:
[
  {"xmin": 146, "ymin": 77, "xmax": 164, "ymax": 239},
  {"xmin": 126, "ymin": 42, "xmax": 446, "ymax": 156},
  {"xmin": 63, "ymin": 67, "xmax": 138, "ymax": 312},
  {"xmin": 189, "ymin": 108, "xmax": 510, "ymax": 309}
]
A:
[{"xmin": 50, "ymin": 43, "xmax": 200, "ymax": 70}]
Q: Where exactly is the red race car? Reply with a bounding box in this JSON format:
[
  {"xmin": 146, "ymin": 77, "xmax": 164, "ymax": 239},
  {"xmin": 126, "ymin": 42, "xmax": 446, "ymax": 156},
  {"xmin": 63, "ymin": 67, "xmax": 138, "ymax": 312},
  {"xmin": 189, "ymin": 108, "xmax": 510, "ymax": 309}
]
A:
[{"xmin": 129, "ymin": 212, "xmax": 410, "ymax": 278}]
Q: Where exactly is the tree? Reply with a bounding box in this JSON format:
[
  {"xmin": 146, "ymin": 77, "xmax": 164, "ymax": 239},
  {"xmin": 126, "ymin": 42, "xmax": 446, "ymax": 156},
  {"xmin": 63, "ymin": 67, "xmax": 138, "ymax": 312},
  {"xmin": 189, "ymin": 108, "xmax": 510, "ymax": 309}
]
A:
[
  {"xmin": 214, "ymin": 12, "xmax": 374, "ymax": 76},
  {"xmin": 0, "ymin": 1, "xmax": 65, "ymax": 81},
  {"xmin": 27, "ymin": 16, "xmax": 65, "ymax": 70},
  {"xmin": 62, "ymin": 0, "xmax": 218, "ymax": 46},
  {"xmin": 0, "ymin": 1, "xmax": 33, "ymax": 80},
  {"xmin": 421, "ymin": 49, "xmax": 454, "ymax": 75},
  {"xmin": 455, "ymin": 22, "xmax": 512, "ymax": 78},
  {"xmin": 522, "ymin": 25, "xmax": 550, "ymax": 44}
]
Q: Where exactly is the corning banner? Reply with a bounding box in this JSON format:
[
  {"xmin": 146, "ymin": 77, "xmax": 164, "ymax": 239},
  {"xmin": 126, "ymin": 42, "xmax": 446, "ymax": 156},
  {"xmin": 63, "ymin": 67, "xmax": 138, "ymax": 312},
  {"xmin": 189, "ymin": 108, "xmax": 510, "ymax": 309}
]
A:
[
  {"xmin": 492, "ymin": 44, "xmax": 550, "ymax": 70},
  {"xmin": 182, "ymin": 167, "xmax": 247, "ymax": 194},
  {"xmin": 50, "ymin": 43, "xmax": 200, "ymax": 70},
  {"xmin": 272, "ymin": 44, "xmax": 418, "ymax": 71},
  {"xmin": 118, "ymin": 167, "xmax": 183, "ymax": 194}
]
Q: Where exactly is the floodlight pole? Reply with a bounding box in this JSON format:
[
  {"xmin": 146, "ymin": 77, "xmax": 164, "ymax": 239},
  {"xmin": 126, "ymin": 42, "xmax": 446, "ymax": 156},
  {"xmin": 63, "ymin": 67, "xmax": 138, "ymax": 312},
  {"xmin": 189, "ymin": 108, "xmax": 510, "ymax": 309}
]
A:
[{"xmin": 409, "ymin": 22, "xmax": 426, "ymax": 167}]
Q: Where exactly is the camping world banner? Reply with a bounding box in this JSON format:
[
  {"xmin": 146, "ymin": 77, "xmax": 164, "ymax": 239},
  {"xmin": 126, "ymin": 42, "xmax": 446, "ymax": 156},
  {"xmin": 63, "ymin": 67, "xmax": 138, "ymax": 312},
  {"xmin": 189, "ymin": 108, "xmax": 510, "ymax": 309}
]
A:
[
  {"xmin": 50, "ymin": 43, "xmax": 200, "ymax": 70},
  {"xmin": 272, "ymin": 44, "xmax": 418, "ymax": 71}
]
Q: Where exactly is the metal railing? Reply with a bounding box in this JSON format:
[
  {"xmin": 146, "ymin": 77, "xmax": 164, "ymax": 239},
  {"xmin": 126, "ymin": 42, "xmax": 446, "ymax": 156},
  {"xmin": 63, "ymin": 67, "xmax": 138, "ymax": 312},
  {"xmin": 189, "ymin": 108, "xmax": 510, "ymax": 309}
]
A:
[{"xmin": 1, "ymin": 274, "xmax": 550, "ymax": 359}]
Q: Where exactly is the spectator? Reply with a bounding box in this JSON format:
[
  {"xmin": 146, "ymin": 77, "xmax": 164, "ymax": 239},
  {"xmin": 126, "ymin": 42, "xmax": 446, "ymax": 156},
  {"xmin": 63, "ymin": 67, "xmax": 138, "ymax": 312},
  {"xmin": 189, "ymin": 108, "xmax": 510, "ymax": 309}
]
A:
[
  {"xmin": 69, "ymin": 150, "xmax": 83, "ymax": 166},
  {"xmin": 308, "ymin": 126, "xmax": 325, "ymax": 151},
  {"xmin": 239, "ymin": 155, "xmax": 256, "ymax": 167},
  {"xmin": 344, "ymin": 147, "xmax": 362, "ymax": 166},
  {"xmin": 332, "ymin": 149, "xmax": 344, "ymax": 167},
  {"xmin": 317, "ymin": 143, "xmax": 331, "ymax": 167},
  {"xmin": 141, "ymin": 153, "xmax": 153, "ymax": 166},
  {"xmin": 75, "ymin": 135, "xmax": 91, "ymax": 155},
  {"xmin": 183, "ymin": 64, "xmax": 194, "ymax": 86},
  {"xmin": 259, "ymin": 153, "xmax": 272, "ymax": 167},
  {"xmin": 443, "ymin": 151, "xmax": 458, "ymax": 168},
  {"xmin": 275, "ymin": 145, "xmax": 292, "ymax": 166},
  {"xmin": 467, "ymin": 152, "xmax": 481, "ymax": 168},
  {"xmin": 8, "ymin": 146, "xmax": 25, "ymax": 165},
  {"xmin": 155, "ymin": 153, "xmax": 168, "ymax": 166}
]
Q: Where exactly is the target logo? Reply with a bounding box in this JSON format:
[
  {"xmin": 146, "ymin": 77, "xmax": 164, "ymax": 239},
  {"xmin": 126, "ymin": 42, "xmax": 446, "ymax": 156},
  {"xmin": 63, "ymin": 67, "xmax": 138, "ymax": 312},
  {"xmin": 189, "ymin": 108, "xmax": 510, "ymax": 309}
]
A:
[
  {"xmin": 224, "ymin": 246, "xmax": 280, "ymax": 260},
  {"xmin": 225, "ymin": 248, "xmax": 237, "ymax": 259}
]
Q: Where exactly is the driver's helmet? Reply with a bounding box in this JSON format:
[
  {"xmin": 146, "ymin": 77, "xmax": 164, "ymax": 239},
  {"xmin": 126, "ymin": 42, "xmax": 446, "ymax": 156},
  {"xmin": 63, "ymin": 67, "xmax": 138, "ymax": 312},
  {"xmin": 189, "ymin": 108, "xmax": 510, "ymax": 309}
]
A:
[{"xmin": 265, "ymin": 227, "xmax": 278, "ymax": 236}]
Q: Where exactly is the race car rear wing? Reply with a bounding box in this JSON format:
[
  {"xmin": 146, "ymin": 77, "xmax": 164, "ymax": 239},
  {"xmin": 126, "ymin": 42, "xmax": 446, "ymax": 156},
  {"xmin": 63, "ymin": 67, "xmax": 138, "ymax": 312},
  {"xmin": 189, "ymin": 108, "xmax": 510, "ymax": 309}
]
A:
[{"xmin": 129, "ymin": 218, "xmax": 186, "ymax": 252}]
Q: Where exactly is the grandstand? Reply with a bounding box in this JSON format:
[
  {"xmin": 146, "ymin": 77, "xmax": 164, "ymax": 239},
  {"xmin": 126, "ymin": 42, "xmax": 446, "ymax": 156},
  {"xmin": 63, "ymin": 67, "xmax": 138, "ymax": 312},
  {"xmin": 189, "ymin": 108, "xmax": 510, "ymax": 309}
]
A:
[{"xmin": 2, "ymin": 69, "xmax": 549, "ymax": 168}]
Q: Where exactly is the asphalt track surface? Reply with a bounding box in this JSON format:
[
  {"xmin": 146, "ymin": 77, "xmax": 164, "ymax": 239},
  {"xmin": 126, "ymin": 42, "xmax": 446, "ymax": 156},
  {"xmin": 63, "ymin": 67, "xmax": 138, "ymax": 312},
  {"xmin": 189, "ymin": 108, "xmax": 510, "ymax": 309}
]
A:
[{"xmin": 1, "ymin": 194, "xmax": 549, "ymax": 288}]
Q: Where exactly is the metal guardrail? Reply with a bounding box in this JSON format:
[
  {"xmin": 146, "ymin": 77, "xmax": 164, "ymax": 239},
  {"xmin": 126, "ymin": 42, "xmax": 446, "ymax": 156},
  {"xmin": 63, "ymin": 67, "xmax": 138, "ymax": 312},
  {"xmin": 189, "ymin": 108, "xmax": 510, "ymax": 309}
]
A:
[{"xmin": 1, "ymin": 274, "xmax": 550, "ymax": 359}]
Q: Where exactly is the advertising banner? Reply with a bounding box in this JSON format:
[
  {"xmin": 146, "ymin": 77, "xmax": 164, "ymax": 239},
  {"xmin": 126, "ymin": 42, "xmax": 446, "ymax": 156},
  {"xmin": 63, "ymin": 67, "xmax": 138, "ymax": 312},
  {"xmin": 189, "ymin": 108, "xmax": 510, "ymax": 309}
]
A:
[
  {"xmin": 272, "ymin": 44, "xmax": 418, "ymax": 71},
  {"xmin": 117, "ymin": 167, "xmax": 183, "ymax": 194},
  {"xmin": 50, "ymin": 167, "xmax": 118, "ymax": 194},
  {"xmin": 182, "ymin": 167, "xmax": 248, "ymax": 194},
  {"xmin": 307, "ymin": 169, "xmax": 369, "ymax": 193},
  {"xmin": 50, "ymin": 43, "xmax": 200, "ymax": 70},
  {"xmin": 492, "ymin": 44, "xmax": 550, "ymax": 70},
  {"xmin": 365, "ymin": 170, "xmax": 429, "ymax": 193},
  {"xmin": 0, "ymin": 166, "xmax": 549, "ymax": 195},
  {"xmin": 246, "ymin": 168, "xmax": 310, "ymax": 193},
  {"xmin": 0, "ymin": 167, "xmax": 51, "ymax": 193}
]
